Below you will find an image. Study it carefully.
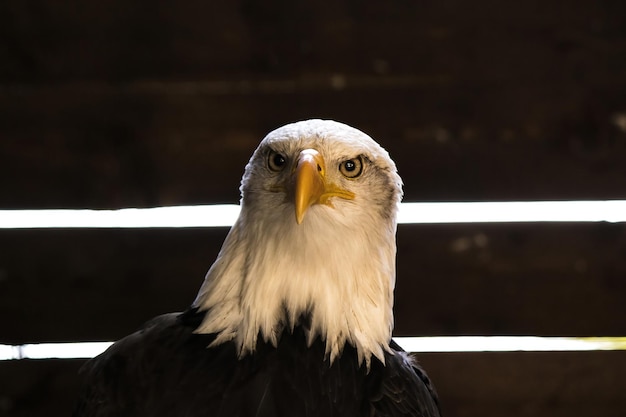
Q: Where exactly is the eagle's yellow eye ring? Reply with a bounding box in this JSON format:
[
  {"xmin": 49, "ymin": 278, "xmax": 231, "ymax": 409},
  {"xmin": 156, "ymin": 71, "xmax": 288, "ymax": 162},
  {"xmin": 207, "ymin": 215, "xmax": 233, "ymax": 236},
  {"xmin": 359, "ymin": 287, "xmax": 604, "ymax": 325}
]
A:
[{"xmin": 339, "ymin": 156, "xmax": 363, "ymax": 178}]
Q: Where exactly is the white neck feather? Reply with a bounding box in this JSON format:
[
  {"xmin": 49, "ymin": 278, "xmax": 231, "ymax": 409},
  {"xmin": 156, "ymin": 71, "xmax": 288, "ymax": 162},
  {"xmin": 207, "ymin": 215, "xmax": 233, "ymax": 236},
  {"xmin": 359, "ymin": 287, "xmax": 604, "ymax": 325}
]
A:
[{"xmin": 192, "ymin": 203, "xmax": 397, "ymax": 367}]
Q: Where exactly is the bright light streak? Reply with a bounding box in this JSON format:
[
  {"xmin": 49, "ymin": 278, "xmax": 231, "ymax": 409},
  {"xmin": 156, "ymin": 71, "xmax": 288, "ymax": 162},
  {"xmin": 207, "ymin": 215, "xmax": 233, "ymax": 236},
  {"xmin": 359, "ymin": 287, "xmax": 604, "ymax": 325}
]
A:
[
  {"xmin": 396, "ymin": 336, "xmax": 626, "ymax": 353},
  {"xmin": 0, "ymin": 342, "xmax": 113, "ymax": 360},
  {"xmin": 0, "ymin": 205, "xmax": 240, "ymax": 229},
  {"xmin": 2, "ymin": 337, "xmax": 625, "ymax": 360},
  {"xmin": 398, "ymin": 201, "xmax": 626, "ymax": 224},
  {"xmin": 1, "ymin": 200, "xmax": 626, "ymax": 229}
]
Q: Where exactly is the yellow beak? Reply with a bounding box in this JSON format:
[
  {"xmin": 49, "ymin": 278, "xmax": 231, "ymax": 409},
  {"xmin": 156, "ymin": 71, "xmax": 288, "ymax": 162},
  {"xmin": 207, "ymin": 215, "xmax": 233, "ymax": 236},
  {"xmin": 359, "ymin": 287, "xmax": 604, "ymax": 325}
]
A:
[
  {"xmin": 294, "ymin": 149, "xmax": 326, "ymax": 224},
  {"xmin": 293, "ymin": 149, "xmax": 356, "ymax": 224}
]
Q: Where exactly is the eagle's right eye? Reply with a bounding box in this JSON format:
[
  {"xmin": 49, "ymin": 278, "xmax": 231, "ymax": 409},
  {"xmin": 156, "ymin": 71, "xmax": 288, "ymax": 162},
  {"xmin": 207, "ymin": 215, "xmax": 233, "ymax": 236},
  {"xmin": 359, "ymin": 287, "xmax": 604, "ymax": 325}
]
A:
[{"xmin": 268, "ymin": 151, "xmax": 287, "ymax": 172}]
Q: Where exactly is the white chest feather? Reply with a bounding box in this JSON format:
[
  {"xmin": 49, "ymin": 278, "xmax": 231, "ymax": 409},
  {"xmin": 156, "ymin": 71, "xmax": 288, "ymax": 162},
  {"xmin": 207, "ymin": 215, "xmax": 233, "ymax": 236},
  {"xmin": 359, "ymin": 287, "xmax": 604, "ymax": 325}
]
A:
[{"xmin": 193, "ymin": 203, "xmax": 397, "ymax": 367}]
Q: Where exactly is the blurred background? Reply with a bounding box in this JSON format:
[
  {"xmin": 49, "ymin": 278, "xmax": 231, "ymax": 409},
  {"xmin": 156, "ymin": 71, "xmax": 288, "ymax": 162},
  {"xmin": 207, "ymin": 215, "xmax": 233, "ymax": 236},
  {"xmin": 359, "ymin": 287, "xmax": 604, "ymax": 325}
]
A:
[{"xmin": 1, "ymin": 1, "xmax": 626, "ymax": 416}]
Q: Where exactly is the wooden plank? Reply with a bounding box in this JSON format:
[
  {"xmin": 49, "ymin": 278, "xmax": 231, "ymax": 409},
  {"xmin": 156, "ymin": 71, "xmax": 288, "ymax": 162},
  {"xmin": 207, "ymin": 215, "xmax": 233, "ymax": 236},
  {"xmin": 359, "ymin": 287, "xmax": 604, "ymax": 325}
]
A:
[
  {"xmin": 0, "ymin": 359, "xmax": 84, "ymax": 417},
  {"xmin": 2, "ymin": 84, "xmax": 626, "ymax": 208},
  {"xmin": 416, "ymin": 351, "xmax": 626, "ymax": 417},
  {"xmin": 0, "ymin": 228, "xmax": 226, "ymax": 344},
  {"xmin": 1, "ymin": 223, "xmax": 625, "ymax": 343},
  {"xmin": 1, "ymin": 351, "xmax": 624, "ymax": 417},
  {"xmin": 394, "ymin": 223, "xmax": 626, "ymax": 337},
  {"xmin": 1, "ymin": 1, "xmax": 625, "ymax": 82}
]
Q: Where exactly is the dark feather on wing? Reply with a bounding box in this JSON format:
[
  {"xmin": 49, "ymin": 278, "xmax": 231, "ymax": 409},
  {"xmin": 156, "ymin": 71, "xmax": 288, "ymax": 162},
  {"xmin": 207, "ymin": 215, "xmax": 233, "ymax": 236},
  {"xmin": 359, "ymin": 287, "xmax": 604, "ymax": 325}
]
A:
[{"xmin": 73, "ymin": 309, "xmax": 440, "ymax": 417}]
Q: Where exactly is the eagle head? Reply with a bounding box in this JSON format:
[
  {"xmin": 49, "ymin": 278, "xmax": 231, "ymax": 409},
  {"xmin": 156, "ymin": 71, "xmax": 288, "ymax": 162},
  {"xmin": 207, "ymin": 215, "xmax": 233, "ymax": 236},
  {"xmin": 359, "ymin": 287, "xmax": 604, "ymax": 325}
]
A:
[{"xmin": 193, "ymin": 119, "xmax": 403, "ymax": 366}]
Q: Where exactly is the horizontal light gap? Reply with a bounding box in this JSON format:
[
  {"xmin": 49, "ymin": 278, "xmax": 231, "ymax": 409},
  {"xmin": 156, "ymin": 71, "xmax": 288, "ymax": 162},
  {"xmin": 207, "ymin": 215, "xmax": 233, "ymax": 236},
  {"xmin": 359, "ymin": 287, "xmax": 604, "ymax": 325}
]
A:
[
  {"xmin": 0, "ymin": 342, "xmax": 114, "ymax": 360},
  {"xmin": 2, "ymin": 337, "xmax": 626, "ymax": 360},
  {"xmin": 1, "ymin": 200, "xmax": 626, "ymax": 229},
  {"xmin": 396, "ymin": 336, "xmax": 626, "ymax": 353}
]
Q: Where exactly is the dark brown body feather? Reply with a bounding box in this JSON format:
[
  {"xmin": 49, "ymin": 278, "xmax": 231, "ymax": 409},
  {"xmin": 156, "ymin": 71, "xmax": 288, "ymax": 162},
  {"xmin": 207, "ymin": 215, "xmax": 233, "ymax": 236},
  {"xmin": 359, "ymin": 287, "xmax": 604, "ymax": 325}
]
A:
[{"xmin": 73, "ymin": 309, "xmax": 440, "ymax": 417}]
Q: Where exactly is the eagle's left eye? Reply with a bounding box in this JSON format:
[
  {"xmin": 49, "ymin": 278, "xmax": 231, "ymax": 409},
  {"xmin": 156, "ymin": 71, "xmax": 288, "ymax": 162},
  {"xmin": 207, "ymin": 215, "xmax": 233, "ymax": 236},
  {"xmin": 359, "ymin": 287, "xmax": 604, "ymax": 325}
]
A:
[
  {"xmin": 339, "ymin": 156, "xmax": 363, "ymax": 178},
  {"xmin": 268, "ymin": 150, "xmax": 287, "ymax": 172}
]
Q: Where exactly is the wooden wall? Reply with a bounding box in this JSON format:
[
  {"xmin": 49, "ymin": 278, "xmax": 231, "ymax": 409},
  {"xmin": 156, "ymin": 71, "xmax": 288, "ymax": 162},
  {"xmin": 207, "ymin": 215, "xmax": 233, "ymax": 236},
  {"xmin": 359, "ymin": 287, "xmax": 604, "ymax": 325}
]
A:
[{"xmin": 1, "ymin": 1, "xmax": 626, "ymax": 416}]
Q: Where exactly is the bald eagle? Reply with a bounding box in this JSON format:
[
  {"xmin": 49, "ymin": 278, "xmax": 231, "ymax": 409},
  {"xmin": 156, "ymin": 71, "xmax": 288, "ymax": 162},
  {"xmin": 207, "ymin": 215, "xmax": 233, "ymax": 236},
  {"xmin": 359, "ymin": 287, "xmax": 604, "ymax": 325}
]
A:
[{"xmin": 73, "ymin": 120, "xmax": 441, "ymax": 417}]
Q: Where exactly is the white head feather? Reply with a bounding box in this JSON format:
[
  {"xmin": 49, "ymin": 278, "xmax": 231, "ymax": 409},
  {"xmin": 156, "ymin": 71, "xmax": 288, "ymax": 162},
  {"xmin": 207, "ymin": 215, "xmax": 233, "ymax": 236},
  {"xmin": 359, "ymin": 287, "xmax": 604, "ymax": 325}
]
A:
[{"xmin": 193, "ymin": 119, "xmax": 403, "ymax": 367}]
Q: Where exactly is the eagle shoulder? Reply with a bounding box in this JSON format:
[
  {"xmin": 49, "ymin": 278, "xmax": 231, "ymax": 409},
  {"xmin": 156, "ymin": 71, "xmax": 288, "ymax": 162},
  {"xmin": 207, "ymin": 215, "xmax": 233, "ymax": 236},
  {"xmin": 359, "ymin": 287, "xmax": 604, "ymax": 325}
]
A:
[
  {"xmin": 369, "ymin": 340, "xmax": 442, "ymax": 417},
  {"xmin": 73, "ymin": 311, "xmax": 440, "ymax": 417}
]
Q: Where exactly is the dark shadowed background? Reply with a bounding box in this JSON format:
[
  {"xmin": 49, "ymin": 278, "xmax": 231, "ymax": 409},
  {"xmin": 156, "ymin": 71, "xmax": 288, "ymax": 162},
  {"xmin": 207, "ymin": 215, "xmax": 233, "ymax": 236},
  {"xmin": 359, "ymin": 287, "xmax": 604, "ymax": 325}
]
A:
[{"xmin": 1, "ymin": 1, "xmax": 626, "ymax": 416}]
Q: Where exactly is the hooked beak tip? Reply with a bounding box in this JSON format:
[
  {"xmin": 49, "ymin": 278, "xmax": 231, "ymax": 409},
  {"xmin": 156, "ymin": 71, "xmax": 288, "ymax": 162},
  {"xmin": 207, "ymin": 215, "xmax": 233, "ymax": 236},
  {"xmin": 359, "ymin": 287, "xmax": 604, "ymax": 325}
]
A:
[{"xmin": 294, "ymin": 149, "xmax": 325, "ymax": 224}]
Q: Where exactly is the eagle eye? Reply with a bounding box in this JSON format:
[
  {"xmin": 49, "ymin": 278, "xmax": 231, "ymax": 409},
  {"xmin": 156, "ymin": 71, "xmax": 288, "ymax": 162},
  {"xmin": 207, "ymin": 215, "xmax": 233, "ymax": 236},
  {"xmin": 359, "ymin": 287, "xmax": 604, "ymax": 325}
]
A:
[
  {"xmin": 339, "ymin": 156, "xmax": 363, "ymax": 178},
  {"xmin": 268, "ymin": 150, "xmax": 287, "ymax": 172}
]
